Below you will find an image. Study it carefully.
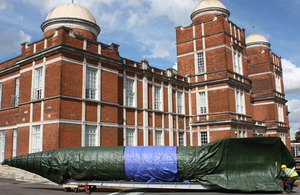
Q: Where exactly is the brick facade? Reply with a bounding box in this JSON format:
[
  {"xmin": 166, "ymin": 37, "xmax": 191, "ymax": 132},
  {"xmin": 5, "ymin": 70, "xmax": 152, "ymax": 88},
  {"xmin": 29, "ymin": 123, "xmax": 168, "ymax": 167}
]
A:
[{"xmin": 0, "ymin": 1, "xmax": 290, "ymax": 161}]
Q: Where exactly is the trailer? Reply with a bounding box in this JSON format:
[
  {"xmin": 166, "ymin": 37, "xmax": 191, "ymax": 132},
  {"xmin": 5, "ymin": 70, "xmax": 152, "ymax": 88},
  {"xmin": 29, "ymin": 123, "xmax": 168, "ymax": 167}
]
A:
[{"xmin": 62, "ymin": 180, "xmax": 216, "ymax": 194}]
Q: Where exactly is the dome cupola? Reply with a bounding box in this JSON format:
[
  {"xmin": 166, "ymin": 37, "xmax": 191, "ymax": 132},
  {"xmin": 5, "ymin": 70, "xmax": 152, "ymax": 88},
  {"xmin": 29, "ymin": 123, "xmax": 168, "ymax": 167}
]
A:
[
  {"xmin": 191, "ymin": 0, "xmax": 230, "ymax": 21},
  {"xmin": 41, "ymin": 3, "xmax": 101, "ymax": 40},
  {"xmin": 246, "ymin": 33, "xmax": 270, "ymax": 48}
]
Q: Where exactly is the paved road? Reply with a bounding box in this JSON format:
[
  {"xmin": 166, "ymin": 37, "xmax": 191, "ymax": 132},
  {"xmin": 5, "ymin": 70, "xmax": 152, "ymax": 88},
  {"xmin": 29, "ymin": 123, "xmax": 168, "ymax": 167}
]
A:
[{"xmin": 1, "ymin": 178, "xmax": 300, "ymax": 195}]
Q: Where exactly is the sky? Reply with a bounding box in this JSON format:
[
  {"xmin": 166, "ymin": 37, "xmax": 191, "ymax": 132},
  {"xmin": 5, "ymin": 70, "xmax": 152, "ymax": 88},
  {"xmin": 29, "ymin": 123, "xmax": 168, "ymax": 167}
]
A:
[{"xmin": 0, "ymin": 0, "xmax": 299, "ymax": 135}]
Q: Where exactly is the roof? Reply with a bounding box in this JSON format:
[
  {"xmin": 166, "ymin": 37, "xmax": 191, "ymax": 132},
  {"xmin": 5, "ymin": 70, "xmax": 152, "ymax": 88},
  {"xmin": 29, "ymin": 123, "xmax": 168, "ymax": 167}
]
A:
[
  {"xmin": 193, "ymin": 0, "xmax": 227, "ymax": 12},
  {"xmin": 246, "ymin": 33, "xmax": 269, "ymax": 44},
  {"xmin": 46, "ymin": 4, "xmax": 97, "ymax": 24}
]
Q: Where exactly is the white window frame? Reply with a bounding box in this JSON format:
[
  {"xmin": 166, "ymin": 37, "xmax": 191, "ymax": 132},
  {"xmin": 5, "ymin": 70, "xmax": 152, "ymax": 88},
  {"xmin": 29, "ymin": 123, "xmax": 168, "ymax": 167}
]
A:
[
  {"xmin": 241, "ymin": 91, "xmax": 245, "ymax": 114},
  {"xmin": 125, "ymin": 78, "xmax": 135, "ymax": 107},
  {"xmin": 278, "ymin": 104, "xmax": 284, "ymax": 122},
  {"xmin": 233, "ymin": 50, "xmax": 243, "ymax": 75},
  {"xmin": 237, "ymin": 125, "xmax": 247, "ymax": 138},
  {"xmin": 197, "ymin": 52, "xmax": 205, "ymax": 74},
  {"xmin": 233, "ymin": 51, "xmax": 237, "ymax": 72},
  {"xmin": 12, "ymin": 129, "xmax": 17, "ymax": 157},
  {"xmin": 31, "ymin": 125, "xmax": 42, "ymax": 153},
  {"xmin": 0, "ymin": 131, "xmax": 5, "ymax": 162},
  {"xmin": 238, "ymin": 53, "xmax": 243, "ymax": 75},
  {"xmin": 199, "ymin": 91, "xmax": 207, "ymax": 114},
  {"xmin": 154, "ymin": 85, "xmax": 162, "ymax": 110},
  {"xmin": 179, "ymin": 132, "xmax": 184, "ymax": 146},
  {"xmin": 275, "ymin": 73, "xmax": 282, "ymax": 93},
  {"xmin": 235, "ymin": 89, "xmax": 245, "ymax": 114},
  {"xmin": 177, "ymin": 91, "xmax": 184, "ymax": 114},
  {"xmin": 15, "ymin": 77, "xmax": 20, "ymax": 105},
  {"xmin": 200, "ymin": 131, "xmax": 208, "ymax": 145},
  {"xmin": 33, "ymin": 68, "xmax": 43, "ymax": 100},
  {"xmin": 86, "ymin": 67, "xmax": 97, "ymax": 100},
  {"xmin": 155, "ymin": 130, "xmax": 163, "ymax": 146},
  {"xmin": 126, "ymin": 129, "xmax": 135, "ymax": 146},
  {"xmin": 85, "ymin": 125, "xmax": 97, "ymax": 146}
]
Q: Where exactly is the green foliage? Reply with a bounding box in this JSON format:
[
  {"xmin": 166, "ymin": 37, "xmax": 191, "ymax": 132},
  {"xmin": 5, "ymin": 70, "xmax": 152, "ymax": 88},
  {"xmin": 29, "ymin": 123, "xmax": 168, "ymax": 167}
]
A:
[{"xmin": 295, "ymin": 131, "xmax": 300, "ymax": 142}]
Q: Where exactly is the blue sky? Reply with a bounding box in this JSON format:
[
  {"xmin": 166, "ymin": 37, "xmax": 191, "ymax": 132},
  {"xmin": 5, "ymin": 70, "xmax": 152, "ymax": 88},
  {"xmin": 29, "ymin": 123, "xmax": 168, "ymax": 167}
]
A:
[{"xmin": 0, "ymin": 0, "xmax": 300, "ymax": 135}]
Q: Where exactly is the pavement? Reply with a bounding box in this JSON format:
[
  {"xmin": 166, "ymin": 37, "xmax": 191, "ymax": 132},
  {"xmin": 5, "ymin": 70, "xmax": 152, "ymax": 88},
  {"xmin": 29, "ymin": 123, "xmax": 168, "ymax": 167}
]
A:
[{"xmin": 1, "ymin": 178, "xmax": 300, "ymax": 195}]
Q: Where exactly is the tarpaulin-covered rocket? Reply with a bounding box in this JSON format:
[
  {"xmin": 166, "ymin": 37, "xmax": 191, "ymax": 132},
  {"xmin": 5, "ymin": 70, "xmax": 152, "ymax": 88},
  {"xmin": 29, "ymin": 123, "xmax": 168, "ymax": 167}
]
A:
[{"xmin": 2, "ymin": 137, "xmax": 295, "ymax": 192}]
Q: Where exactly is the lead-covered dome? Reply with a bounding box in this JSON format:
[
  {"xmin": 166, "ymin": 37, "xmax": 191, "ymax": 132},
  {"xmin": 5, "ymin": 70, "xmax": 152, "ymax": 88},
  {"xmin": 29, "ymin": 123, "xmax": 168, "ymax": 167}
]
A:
[
  {"xmin": 246, "ymin": 33, "xmax": 270, "ymax": 48},
  {"xmin": 46, "ymin": 4, "xmax": 97, "ymax": 23},
  {"xmin": 191, "ymin": 0, "xmax": 230, "ymax": 21},
  {"xmin": 41, "ymin": 4, "xmax": 100, "ymax": 40}
]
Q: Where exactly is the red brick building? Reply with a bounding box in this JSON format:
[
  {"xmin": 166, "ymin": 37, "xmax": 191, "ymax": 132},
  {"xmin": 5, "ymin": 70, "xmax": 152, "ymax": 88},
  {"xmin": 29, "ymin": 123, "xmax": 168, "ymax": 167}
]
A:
[{"xmin": 0, "ymin": 0, "xmax": 290, "ymax": 162}]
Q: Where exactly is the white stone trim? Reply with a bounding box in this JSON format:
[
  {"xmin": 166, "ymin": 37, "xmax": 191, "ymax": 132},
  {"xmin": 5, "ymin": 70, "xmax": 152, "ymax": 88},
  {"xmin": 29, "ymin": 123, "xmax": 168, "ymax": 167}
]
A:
[
  {"xmin": 0, "ymin": 74, "xmax": 21, "ymax": 83},
  {"xmin": 177, "ymin": 44, "xmax": 232, "ymax": 58},
  {"xmin": 253, "ymin": 102, "xmax": 275, "ymax": 106},
  {"xmin": 248, "ymin": 71, "xmax": 273, "ymax": 77},
  {"xmin": 43, "ymin": 22, "xmax": 99, "ymax": 37}
]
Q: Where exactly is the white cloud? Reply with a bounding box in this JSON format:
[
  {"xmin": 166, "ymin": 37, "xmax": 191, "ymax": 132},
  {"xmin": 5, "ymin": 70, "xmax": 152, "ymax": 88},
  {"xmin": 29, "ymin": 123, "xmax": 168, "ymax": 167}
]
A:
[
  {"xmin": 0, "ymin": 0, "xmax": 7, "ymax": 11},
  {"xmin": 22, "ymin": 0, "xmax": 67, "ymax": 15},
  {"xmin": 287, "ymin": 99, "xmax": 300, "ymax": 135},
  {"xmin": 127, "ymin": 11, "xmax": 139, "ymax": 28},
  {"xmin": 282, "ymin": 59, "xmax": 300, "ymax": 96},
  {"xmin": 149, "ymin": 0, "xmax": 197, "ymax": 25},
  {"xmin": 144, "ymin": 42, "xmax": 171, "ymax": 59},
  {"xmin": 98, "ymin": 10, "xmax": 123, "ymax": 30},
  {"xmin": 0, "ymin": 0, "xmax": 13, "ymax": 12},
  {"xmin": 172, "ymin": 62, "xmax": 178, "ymax": 70},
  {"xmin": 0, "ymin": 28, "xmax": 31, "ymax": 59}
]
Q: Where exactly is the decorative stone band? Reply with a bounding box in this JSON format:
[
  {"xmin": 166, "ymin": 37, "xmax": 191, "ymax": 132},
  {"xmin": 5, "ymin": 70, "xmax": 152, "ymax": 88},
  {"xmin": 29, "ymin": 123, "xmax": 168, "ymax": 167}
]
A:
[
  {"xmin": 246, "ymin": 41, "xmax": 271, "ymax": 49},
  {"xmin": 41, "ymin": 17, "xmax": 101, "ymax": 38}
]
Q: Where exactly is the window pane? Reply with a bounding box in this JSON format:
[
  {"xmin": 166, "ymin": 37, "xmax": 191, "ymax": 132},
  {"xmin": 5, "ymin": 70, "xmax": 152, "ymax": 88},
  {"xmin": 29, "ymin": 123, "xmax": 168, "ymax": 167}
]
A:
[
  {"xmin": 238, "ymin": 54, "xmax": 242, "ymax": 74},
  {"xmin": 0, "ymin": 131, "xmax": 5, "ymax": 162},
  {"xmin": 154, "ymin": 86, "xmax": 161, "ymax": 110},
  {"xmin": 32, "ymin": 126, "xmax": 41, "ymax": 153},
  {"xmin": 240, "ymin": 91, "xmax": 244, "ymax": 114},
  {"xmin": 155, "ymin": 131, "xmax": 162, "ymax": 146},
  {"xmin": 199, "ymin": 92, "xmax": 207, "ymax": 114},
  {"xmin": 200, "ymin": 132, "xmax": 208, "ymax": 145},
  {"xmin": 179, "ymin": 132, "xmax": 184, "ymax": 146},
  {"xmin": 197, "ymin": 52, "xmax": 205, "ymax": 74},
  {"xmin": 126, "ymin": 79, "xmax": 134, "ymax": 107},
  {"xmin": 126, "ymin": 129, "xmax": 135, "ymax": 146},
  {"xmin": 15, "ymin": 78, "xmax": 20, "ymax": 105},
  {"xmin": 233, "ymin": 52, "xmax": 237, "ymax": 72},
  {"xmin": 236, "ymin": 90, "xmax": 240, "ymax": 113},
  {"xmin": 85, "ymin": 126, "xmax": 97, "ymax": 146},
  {"xmin": 34, "ymin": 68, "xmax": 43, "ymax": 100},
  {"xmin": 86, "ymin": 68, "xmax": 97, "ymax": 99},
  {"xmin": 13, "ymin": 129, "xmax": 17, "ymax": 157},
  {"xmin": 177, "ymin": 92, "xmax": 183, "ymax": 114},
  {"xmin": 278, "ymin": 104, "xmax": 284, "ymax": 122},
  {"xmin": 276, "ymin": 73, "xmax": 282, "ymax": 93}
]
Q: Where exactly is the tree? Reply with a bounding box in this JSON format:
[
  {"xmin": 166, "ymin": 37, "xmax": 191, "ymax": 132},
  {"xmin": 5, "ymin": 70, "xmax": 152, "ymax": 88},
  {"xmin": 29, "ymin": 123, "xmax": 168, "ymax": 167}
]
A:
[{"xmin": 295, "ymin": 130, "xmax": 300, "ymax": 142}]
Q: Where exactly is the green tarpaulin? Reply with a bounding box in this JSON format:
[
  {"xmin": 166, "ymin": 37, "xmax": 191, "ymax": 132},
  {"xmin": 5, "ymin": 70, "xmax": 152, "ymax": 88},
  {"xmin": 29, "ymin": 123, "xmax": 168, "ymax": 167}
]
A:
[
  {"xmin": 177, "ymin": 137, "xmax": 295, "ymax": 191},
  {"xmin": 2, "ymin": 137, "xmax": 295, "ymax": 192}
]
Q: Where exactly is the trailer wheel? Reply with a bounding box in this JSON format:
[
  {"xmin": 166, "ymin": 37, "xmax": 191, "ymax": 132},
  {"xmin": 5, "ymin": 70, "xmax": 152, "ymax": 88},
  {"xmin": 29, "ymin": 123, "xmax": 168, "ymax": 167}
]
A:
[{"xmin": 64, "ymin": 187, "xmax": 71, "ymax": 192}]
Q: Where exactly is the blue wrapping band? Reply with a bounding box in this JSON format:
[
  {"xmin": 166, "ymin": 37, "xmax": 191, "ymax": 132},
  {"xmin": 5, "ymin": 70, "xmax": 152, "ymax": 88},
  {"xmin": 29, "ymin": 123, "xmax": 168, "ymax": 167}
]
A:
[{"xmin": 124, "ymin": 146, "xmax": 179, "ymax": 182}]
